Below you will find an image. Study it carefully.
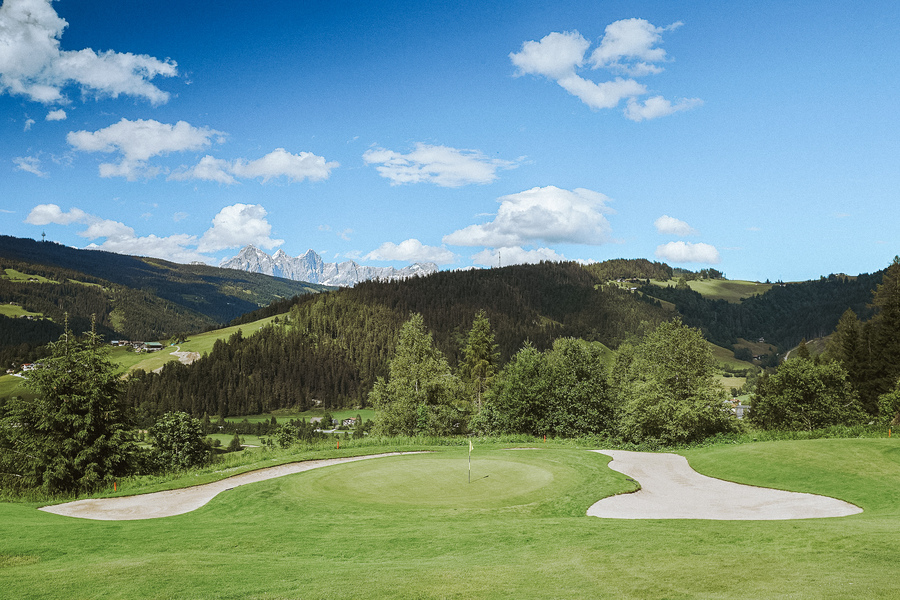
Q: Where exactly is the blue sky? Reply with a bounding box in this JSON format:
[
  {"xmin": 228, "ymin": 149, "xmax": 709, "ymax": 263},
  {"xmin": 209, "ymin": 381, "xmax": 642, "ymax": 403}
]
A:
[{"xmin": 2, "ymin": 0, "xmax": 898, "ymax": 282}]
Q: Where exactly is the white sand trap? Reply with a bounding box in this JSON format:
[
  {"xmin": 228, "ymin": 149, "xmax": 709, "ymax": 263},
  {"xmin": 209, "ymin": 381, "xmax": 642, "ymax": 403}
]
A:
[
  {"xmin": 40, "ymin": 452, "xmax": 421, "ymax": 521},
  {"xmin": 587, "ymin": 450, "xmax": 862, "ymax": 520}
]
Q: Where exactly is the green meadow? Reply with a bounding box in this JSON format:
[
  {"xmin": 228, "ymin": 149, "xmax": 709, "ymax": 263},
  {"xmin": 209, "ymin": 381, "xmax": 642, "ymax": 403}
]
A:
[
  {"xmin": 648, "ymin": 278, "xmax": 774, "ymax": 304},
  {"xmin": 2, "ymin": 438, "xmax": 899, "ymax": 599}
]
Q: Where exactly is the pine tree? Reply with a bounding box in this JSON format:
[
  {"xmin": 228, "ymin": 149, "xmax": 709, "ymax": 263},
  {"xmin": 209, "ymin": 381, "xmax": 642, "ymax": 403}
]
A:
[
  {"xmin": 1, "ymin": 321, "xmax": 134, "ymax": 493},
  {"xmin": 459, "ymin": 310, "xmax": 500, "ymax": 411}
]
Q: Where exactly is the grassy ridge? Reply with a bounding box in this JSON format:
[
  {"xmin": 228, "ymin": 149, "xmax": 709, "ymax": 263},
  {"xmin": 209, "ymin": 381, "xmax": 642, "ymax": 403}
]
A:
[{"xmin": 1, "ymin": 438, "xmax": 898, "ymax": 599}]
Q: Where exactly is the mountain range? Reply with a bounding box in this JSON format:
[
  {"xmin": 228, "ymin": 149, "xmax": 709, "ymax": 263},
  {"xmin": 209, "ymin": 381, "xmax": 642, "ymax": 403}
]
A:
[{"xmin": 220, "ymin": 245, "xmax": 438, "ymax": 287}]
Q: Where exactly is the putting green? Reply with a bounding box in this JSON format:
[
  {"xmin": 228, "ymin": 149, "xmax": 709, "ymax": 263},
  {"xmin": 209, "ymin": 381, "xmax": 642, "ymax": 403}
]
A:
[{"xmin": 284, "ymin": 450, "xmax": 589, "ymax": 510}]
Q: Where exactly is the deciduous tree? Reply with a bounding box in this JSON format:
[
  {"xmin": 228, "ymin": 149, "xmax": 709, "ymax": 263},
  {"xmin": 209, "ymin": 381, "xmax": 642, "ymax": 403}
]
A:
[
  {"xmin": 749, "ymin": 357, "xmax": 864, "ymax": 431},
  {"xmin": 370, "ymin": 313, "xmax": 465, "ymax": 436},
  {"xmin": 617, "ymin": 319, "xmax": 737, "ymax": 444}
]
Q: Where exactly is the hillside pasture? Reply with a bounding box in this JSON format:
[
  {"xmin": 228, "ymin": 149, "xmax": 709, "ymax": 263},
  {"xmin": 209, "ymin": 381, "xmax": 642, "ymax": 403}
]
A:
[
  {"xmin": 648, "ymin": 278, "xmax": 773, "ymax": 303},
  {"xmin": 2, "ymin": 438, "xmax": 899, "ymax": 599},
  {"xmin": 118, "ymin": 315, "xmax": 282, "ymax": 374}
]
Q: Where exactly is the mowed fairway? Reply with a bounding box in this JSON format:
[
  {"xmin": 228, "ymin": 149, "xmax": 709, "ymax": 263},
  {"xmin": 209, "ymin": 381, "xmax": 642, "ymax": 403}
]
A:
[{"xmin": 2, "ymin": 440, "xmax": 899, "ymax": 599}]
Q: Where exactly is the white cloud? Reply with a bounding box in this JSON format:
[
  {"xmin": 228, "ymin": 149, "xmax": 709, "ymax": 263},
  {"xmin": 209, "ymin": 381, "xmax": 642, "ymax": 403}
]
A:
[
  {"xmin": 45, "ymin": 108, "xmax": 66, "ymax": 120},
  {"xmin": 24, "ymin": 202, "xmax": 289, "ymax": 263},
  {"xmin": 170, "ymin": 149, "xmax": 338, "ymax": 184},
  {"xmin": 230, "ymin": 148, "xmax": 338, "ymax": 183},
  {"xmin": 25, "ymin": 203, "xmax": 88, "ymax": 224},
  {"xmin": 443, "ymin": 185, "xmax": 613, "ymax": 247},
  {"xmin": 363, "ymin": 143, "xmax": 517, "ymax": 187},
  {"xmin": 471, "ymin": 246, "xmax": 566, "ymax": 267},
  {"xmin": 13, "ymin": 155, "xmax": 46, "ymax": 177},
  {"xmin": 67, "ymin": 118, "xmax": 223, "ymax": 180},
  {"xmin": 625, "ymin": 96, "xmax": 703, "ymax": 122},
  {"xmin": 169, "ymin": 155, "xmax": 235, "ymax": 184},
  {"xmin": 654, "ymin": 215, "xmax": 698, "ymax": 236},
  {"xmin": 197, "ymin": 204, "xmax": 284, "ymax": 252},
  {"xmin": 655, "ymin": 241, "xmax": 721, "ymax": 264},
  {"xmin": 25, "ymin": 203, "xmax": 207, "ymax": 262},
  {"xmin": 589, "ymin": 18, "xmax": 681, "ymax": 76},
  {"xmin": 509, "ymin": 30, "xmax": 589, "ymax": 79},
  {"xmin": 23, "ymin": 118, "xmax": 34, "ymax": 131},
  {"xmin": 364, "ymin": 239, "xmax": 457, "ymax": 265},
  {"xmin": 510, "ymin": 19, "xmax": 699, "ymax": 120},
  {"xmin": 0, "ymin": 0, "xmax": 176, "ymax": 105},
  {"xmin": 556, "ymin": 75, "xmax": 646, "ymax": 110}
]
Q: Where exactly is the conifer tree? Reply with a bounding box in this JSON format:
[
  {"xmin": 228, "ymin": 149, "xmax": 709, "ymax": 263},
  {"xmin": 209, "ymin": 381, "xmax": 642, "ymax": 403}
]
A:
[
  {"xmin": 0, "ymin": 320, "xmax": 134, "ymax": 493},
  {"xmin": 459, "ymin": 310, "xmax": 500, "ymax": 410}
]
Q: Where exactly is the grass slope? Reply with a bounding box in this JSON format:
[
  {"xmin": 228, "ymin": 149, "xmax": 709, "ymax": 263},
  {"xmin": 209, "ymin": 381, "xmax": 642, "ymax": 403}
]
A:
[
  {"xmin": 1, "ymin": 438, "xmax": 898, "ymax": 599},
  {"xmin": 648, "ymin": 279, "xmax": 773, "ymax": 304}
]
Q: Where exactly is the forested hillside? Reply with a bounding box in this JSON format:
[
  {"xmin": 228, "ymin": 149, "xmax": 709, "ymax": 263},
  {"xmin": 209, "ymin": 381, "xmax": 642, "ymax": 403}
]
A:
[
  {"xmin": 0, "ymin": 235, "xmax": 330, "ymax": 367},
  {"xmin": 638, "ymin": 272, "xmax": 883, "ymax": 351},
  {"xmin": 124, "ymin": 262, "xmax": 670, "ymax": 421}
]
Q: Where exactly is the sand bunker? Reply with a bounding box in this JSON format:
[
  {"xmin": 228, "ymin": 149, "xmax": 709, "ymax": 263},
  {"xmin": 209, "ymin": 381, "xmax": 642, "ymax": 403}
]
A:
[
  {"xmin": 587, "ymin": 450, "xmax": 862, "ymax": 520},
  {"xmin": 40, "ymin": 453, "xmax": 421, "ymax": 521}
]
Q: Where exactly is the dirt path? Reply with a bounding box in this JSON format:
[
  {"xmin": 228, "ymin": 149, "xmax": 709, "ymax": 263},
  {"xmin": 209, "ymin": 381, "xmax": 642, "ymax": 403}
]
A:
[
  {"xmin": 40, "ymin": 453, "xmax": 422, "ymax": 521},
  {"xmin": 587, "ymin": 450, "xmax": 862, "ymax": 520}
]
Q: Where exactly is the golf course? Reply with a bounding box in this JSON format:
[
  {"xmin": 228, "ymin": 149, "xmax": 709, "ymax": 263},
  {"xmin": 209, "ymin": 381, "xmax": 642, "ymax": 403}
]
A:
[{"xmin": 2, "ymin": 437, "xmax": 898, "ymax": 599}]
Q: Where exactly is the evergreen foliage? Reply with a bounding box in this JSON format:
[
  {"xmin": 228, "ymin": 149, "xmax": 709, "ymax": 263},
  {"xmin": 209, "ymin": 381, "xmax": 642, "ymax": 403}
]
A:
[
  {"xmin": 123, "ymin": 262, "xmax": 669, "ymax": 421},
  {"xmin": 640, "ymin": 271, "xmax": 882, "ymax": 351},
  {"xmin": 0, "ymin": 325, "xmax": 134, "ymax": 493},
  {"xmin": 459, "ymin": 310, "xmax": 500, "ymax": 410}
]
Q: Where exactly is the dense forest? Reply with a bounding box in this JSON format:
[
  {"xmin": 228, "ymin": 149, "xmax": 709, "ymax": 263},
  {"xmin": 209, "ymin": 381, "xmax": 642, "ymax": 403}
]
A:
[
  {"xmin": 124, "ymin": 262, "xmax": 670, "ymax": 422},
  {"xmin": 639, "ymin": 272, "xmax": 883, "ymax": 351}
]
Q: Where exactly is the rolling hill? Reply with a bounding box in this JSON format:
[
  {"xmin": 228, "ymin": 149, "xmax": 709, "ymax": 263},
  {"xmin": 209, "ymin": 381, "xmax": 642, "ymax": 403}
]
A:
[{"xmin": 0, "ymin": 235, "xmax": 331, "ymax": 365}]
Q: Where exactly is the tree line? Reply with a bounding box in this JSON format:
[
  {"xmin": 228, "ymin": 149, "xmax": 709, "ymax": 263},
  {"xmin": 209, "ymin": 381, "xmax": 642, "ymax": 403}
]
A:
[{"xmin": 123, "ymin": 262, "xmax": 670, "ymax": 422}]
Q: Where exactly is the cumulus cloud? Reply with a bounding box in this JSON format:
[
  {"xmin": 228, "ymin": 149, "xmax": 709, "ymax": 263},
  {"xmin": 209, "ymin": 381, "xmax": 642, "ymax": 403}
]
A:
[
  {"xmin": 25, "ymin": 202, "xmax": 287, "ymax": 263},
  {"xmin": 509, "ymin": 30, "xmax": 589, "ymax": 79},
  {"xmin": 45, "ymin": 108, "xmax": 66, "ymax": 120},
  {"xmin": 655, "ymin": 241, "xmax": 721, "ymax": 264},
  {"xmin": 169, "ymin": 149, "xmax": 339, "ymax": 184},
  {"xmin": 364, "ymin": 239, "xmax": 457, "ymax": 265},
  {"xmin": 362, "ymin": 143, "xmax": 517, "ymax": 187},
  {"xmin": 589, "ymin": 18, "xmax": 681, "ymax": 75},
  {"xmin": 13, "ymin": 155, "xmax": 46, "ymax": 177},
  {"xmin": 654, "ymin": 215, "xmax": 698, "ymax": 236},
  {"xmin": 25, "ymin": 203, "xmax": 207, "ymax": 262},
  {"xmin": 625, "ymin": 95, "xmax": 703, "ymax": 122},
  {"xmin": 0, "ymin": 0, "xmax": 177, "ymax": 105},
  {"xmin": 471, "ymin": 246, "xmax": 566, "ymax": 267},
  {"xmin": 510, "ymin": 19, "xmax": 699, "ymax": 120},
  {"xmin": 443, "ymin": 186, "xmax": 613, "ymax": 248},
  {"xmin": 67, "ymin": 118, "xmax": 223, "ymax": 180},
  {"xmin": 197, "ymin": 204, "xmax": 284, "ymax": 252}
]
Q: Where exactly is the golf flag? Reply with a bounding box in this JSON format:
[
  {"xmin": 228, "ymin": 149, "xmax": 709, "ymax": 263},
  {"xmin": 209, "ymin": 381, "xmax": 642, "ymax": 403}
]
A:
[
  {"xmin": 469, "ymin": 439, "xmax": 473, "ymax": 454},
  {"xmin": 468, "ymin": 439, "xmax": 473, "ymax": 483}
]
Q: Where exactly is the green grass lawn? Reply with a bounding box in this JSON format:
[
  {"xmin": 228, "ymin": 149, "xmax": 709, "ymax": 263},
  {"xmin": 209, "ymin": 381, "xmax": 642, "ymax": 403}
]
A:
[{"xmin": 2, "ymin": 438, "xmax": 899, "ymax": 599}]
